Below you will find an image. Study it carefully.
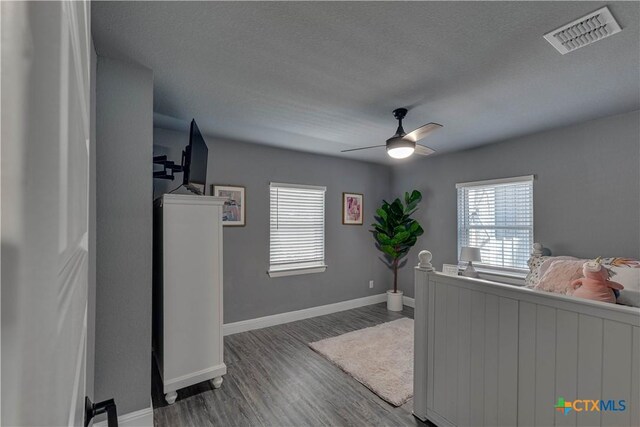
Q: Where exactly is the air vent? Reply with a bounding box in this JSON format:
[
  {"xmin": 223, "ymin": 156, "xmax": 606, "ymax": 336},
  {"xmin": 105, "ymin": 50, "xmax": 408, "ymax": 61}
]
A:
[{"xmin": 544, "ymin": 6, "xmax": 622, "ymax": 54}]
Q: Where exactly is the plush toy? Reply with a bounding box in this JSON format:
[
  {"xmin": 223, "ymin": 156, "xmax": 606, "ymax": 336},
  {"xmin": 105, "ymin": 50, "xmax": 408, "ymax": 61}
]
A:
[{"xmin": 571, "ymin": 258, "xmax": 624, "ymax": 304}]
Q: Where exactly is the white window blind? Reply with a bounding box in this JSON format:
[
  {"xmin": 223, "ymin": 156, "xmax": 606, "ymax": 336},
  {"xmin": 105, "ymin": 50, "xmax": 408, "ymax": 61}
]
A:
[
  {"xmin": 457, "ymin": 176, "xmax": 534, "ymax": 272},
  {"xmin": 269, "ymin": 183, "xmax": 326, "ymax": 275}
]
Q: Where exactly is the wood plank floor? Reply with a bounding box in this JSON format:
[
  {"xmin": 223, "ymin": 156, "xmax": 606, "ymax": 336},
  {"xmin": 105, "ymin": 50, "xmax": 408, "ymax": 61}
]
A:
[{"xmin": 152, "ymin": 303, "xmax": 433, "ymax": 427}]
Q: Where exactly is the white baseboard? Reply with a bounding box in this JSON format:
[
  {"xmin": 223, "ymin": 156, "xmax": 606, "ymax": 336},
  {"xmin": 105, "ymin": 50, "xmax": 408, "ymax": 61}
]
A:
[
  {"xmin": 94, "ymin": 402, "xmax": 153, "ymax": 427},
  {"xmin": 403, "ymin": 296, "xmax": 415, "ymax": 308},
  {"xmin": 223, "ymin": 293, "xmax": 387, "ymax": 336}
]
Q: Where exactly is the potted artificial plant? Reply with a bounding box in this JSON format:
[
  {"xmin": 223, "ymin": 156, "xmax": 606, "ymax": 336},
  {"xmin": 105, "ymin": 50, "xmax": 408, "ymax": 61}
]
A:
[{"xmin": 371, "ymin": 190, "xmax": 424, "ymax": 311}]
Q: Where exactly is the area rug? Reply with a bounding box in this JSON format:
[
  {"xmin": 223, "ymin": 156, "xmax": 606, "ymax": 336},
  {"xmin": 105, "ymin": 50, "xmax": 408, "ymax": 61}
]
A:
[{"xmin": 309, "ymin": 318, "xmax": 413, "ymax": 406}]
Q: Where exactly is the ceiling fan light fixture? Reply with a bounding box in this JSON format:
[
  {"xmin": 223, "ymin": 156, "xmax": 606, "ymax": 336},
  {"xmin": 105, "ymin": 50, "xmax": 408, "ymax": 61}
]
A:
[
  {"xmin": 340, "ymin": 109, "xmax": 441, "ymax": 158},
  {"xmin": 386, "ymin": 137, "xmax": 415, "ymax": 159},
  {"xmin": 387, "ymin": 146, "xmax": 414, "ymax": 159}
]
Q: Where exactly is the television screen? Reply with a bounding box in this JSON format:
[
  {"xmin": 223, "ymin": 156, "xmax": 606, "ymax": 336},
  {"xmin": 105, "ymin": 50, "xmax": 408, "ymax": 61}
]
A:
[{"xmin": 183, "ymin": 119, "xmax": 208, "ymax": 195}]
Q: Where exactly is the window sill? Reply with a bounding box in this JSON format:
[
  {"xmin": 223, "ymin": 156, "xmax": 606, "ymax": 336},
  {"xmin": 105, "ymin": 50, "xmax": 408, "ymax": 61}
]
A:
[
  {"xmin": 268, "ymin": 265, "xmax": 327, "ymax": 278},
  {"xmin": 475, "ymin": 267, "xmax": 527, "ymax": 286}
]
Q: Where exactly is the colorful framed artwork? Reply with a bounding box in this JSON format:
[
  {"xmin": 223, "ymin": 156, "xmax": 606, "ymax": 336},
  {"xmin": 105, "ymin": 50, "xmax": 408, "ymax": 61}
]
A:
[
  {"xmin": 342, "ymin": 192, "xmax": 364, "ymax": 225},
  {"xmin": 211, "ymin": 185, "xmax": 245, "ymax": 226}
]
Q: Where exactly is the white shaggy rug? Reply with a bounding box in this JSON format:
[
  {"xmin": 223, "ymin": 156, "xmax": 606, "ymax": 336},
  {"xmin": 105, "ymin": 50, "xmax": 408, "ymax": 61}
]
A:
[{"xmin": 309, "ymin": 318, "xmax": 414, "ymax": 406}]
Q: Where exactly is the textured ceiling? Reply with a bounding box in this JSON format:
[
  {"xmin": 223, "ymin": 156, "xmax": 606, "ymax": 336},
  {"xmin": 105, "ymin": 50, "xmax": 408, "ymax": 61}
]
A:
[{"xmin": 92, "ymin": 1, "xmax": 640, "ymax": 164}]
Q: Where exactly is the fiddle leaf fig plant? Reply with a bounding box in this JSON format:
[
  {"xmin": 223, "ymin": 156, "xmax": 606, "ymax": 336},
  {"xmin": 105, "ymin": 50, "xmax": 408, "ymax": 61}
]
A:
[{"xmin": 371, "ymin": 190, "xmax": 424, "ymax": 293}]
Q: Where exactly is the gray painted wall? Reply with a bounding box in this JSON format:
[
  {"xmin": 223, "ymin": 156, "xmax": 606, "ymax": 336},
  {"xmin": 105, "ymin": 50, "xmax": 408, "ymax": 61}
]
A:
[
  {"xmin": 95, "ymin": 56, "xmax": 153, "ymax": 414},
  {"xmin": 154, "ymin": 129, "xmax": 393, "ymax": 323},
  {"xmin": 391, "ymin": 110, "xmax": 640, "ymax": 297}
]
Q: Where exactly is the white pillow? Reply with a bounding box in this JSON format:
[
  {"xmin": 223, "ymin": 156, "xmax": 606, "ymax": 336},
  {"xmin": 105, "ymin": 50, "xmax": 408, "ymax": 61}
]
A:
[{"xmin": 612, "ymin": 267, "xmax": 640, "ymax": 307}]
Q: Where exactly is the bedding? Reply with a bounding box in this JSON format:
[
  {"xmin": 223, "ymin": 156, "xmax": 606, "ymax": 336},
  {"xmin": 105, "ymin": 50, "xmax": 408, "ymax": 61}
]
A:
[
  {"xmin": 610, "ymin": 265, "xmax": 640, "ymax": 307},
  {"xmin": 526, "ymin": 252, "xmax": 640, "ymax": 307},
  {"xmin": 525, "ymin": 255, "xmax": 551, "ymax": 287}
]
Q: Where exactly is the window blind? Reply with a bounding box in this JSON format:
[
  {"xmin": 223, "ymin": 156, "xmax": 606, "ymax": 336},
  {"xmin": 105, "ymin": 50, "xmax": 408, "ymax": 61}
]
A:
[
  {"xmin": 269, "ymin": 183, "xmax": 326, "ymax": 271},
  {"xmin": 457, "ymin": 176, "xmax": 533, "ymax": 271}
]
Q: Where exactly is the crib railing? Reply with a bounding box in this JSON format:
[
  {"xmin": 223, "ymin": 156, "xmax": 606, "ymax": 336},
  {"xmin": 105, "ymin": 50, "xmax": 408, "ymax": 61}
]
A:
[{"xmin": 413, "ymin": 252, "xmax": 640, "ymax": 427}]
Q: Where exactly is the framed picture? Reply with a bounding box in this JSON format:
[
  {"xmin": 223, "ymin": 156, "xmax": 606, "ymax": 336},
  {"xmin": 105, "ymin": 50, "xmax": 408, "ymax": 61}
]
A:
[
  {"xmin": 442, "ymin": 264, "xmax": 460, "ymax": 276},
  {"xmin": 342, "ymin": 192, "xmax": 364, "ymax": 225},
  {"xmin": 211, "ymin": 185, "xmax": 245, "ymax": 226}
]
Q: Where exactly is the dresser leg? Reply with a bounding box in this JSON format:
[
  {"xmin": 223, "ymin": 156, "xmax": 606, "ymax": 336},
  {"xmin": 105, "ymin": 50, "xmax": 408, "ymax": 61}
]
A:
[
  {"xmin": 211, "ymin": 376, "xmax": 223, "ymax": 389},
  {"xmin": 165, "ymin": 391, "xmax": 178, "ymax": 404}
]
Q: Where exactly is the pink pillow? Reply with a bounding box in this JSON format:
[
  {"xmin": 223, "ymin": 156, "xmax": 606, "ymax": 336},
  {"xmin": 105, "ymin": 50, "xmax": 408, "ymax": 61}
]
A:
[
  {"xmin": 538, "ymin": 256, "xmax": 580, "ymax": 279},
  {"xmin": 535, "ymin": 259, "xmax": 587, "ymax": 295},
  {"xmin": 525, "ymin": 256, "xmax": 578, "ymax": 288}
]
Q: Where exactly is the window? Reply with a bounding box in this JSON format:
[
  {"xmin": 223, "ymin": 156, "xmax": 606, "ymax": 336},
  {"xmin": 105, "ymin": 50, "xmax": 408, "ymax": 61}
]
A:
[
  {"xmin": 269, "ymin": 182, "xmax": 326, "ymax": 277},
  {"xmin": 457, "ymin": 176, "xmax": 533, "ymax": 272}
]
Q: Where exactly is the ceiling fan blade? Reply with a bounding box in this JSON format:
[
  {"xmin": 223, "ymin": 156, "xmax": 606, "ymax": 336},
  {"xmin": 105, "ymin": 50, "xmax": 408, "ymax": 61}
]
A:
[
  {"xmin": 341, "ymin": 144, "xmax": 386, "ymax": 153},
  {"xmin": 404, "ymin": 123, "xmax": 443, "ymax": 143},
  {"xmin": 414, "ymin": 144, "xmax": 436, "ymax": 156}
]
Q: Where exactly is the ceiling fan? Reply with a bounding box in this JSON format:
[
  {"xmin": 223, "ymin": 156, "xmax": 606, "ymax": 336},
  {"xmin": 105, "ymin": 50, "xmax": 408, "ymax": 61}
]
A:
[{"xmin": 341, "ymin": 108, "xmax": 443, "ymax": 159}]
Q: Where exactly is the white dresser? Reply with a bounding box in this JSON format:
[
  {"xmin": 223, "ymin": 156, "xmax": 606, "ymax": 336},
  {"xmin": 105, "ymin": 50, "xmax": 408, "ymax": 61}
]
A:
[{"xmin": 153, "ymin": 194, "xmax": 226, "ymax": 404}]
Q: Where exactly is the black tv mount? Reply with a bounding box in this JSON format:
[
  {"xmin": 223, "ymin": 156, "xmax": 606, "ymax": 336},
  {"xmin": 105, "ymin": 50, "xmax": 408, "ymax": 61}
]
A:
[{"xmin": 153, "ymin": 152, "xmax": 185, "ymax": 181}]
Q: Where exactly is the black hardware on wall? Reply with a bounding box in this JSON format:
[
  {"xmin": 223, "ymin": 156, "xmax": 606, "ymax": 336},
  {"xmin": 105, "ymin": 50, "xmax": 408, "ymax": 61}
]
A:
[
  {"xmin": 153, "ymin": 154, "xmax": 184, "ymax": 180},
  {"xmin": 85, "ymin": 396, "xmax": 118, "ymax": 427}
]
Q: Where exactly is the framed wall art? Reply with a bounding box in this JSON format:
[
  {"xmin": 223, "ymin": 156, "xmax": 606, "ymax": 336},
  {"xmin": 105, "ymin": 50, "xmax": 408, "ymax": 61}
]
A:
[
  {"xmin": 211, "ymin": 185, "xmax": 246, "ymax": 226},
  {"xmin": 342, "ymin": 192, "xmax": 363, "ymax": 225}
]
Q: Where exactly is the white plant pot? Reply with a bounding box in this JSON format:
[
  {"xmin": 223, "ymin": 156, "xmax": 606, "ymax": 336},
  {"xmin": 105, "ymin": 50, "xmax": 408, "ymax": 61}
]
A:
[{"xmin": 387, "ymin": 290, "xmax": 404, "ymax": 311}]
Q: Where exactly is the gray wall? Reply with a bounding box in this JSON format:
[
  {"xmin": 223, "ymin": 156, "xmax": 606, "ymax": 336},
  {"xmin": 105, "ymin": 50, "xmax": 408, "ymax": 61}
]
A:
[
  {"xmin": 96, "ymin": 56, "xmax": 153, "ymax": 414},
  {"xmin": 154, "ymin": 128, "xmax": 393, "ymax": 323},
  {"xmin": 391, "ymin": 110, "xmax": 640, "ymax": 297}
]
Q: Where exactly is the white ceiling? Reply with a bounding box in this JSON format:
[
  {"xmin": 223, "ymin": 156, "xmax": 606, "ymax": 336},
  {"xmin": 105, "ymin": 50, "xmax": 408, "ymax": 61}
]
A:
[{"xmin": 92, "ymin": 2, "xmax": 640, "ymax": 164}]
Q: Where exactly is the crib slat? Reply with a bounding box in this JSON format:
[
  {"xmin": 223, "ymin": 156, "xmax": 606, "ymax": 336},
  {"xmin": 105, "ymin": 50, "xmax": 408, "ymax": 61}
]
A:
[
  {"xmin": 432, "ymin": 283, "xmax": 448, "ymax": 417},
  {"xmin": 457, "ymin": 289, "xmax": 472, "ymax": 427},
  {"xmin": 518, "ymin": 302, "xmax": 537, "ymax": 427},
  {"xmin": 577, "ymin": 314, "xmax": 603, "ymax": 427},
  {"xmin": 484, "ymin": 295, "xmax": 499, "ymax": 427},
  {"xmin": 497, "ymin": 297, "xmax": 518, "ymax": 427},
  {"xmin": 602, "ymin": 320, "xmax": 631, "ymax": 427},
  {"xmin": 631, "ymin": 327, "xmax": 640, "ymax": 426},
  {"xmin": 469, "ymin": 291, "xmax": 486, "ymax": 426},
  {"xmin": 555, "ymin": 310, "xmax": 578, "ymax": 427},
  {"xmin": 445, "ymin": 285, "xmax": 460, "ymax": 423},
  {"xmin": 535, "ymin": 305, "xmax": 556, "ymax": 427}
]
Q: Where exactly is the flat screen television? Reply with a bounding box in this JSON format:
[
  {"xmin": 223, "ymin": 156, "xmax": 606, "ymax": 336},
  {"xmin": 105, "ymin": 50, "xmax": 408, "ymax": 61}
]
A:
[{"xmin": 182, "ymin": 119, "xmax": 208, "ymax": 195}]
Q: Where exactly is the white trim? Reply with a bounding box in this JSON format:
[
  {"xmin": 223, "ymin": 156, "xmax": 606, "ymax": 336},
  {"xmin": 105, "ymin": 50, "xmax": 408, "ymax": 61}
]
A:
[
  {"xmin": 476, "ymin": 267, "xmax": 527, "ymax": 286},
  {"xmin": 223, "ymin": 293, "xmax": 387, "ymax": 335},
  {"xmin": 161, "ymin": 194, "xmax": 227, "ymax": 206},
  {"xmin": 455, "ymin": 174, "xmax": 534, "ymax": 189},
  {"xmin": 94, "ymin": 402, "xmax": 153, "ymax": 427},
  {"xmin": 402, "ymin": 296, "xmax": 415, "ymax": 308},
  {"xmin": 268, "ymin": 265, "xmax": 327, "ymax": 277},
  {"xmin": 68, "ymin": 307, "xmax": 87, "ymax": 426},
  {"xmin": 270, "ymin": 182, "xmax": 326, "ymax": 191},
  {"xmin": 163, "ymin": 363, "xmax": 227, "ymax": 393},
  {"xmin": 475, "ymin": 265, "xmax": 528, "ymax": 277}
]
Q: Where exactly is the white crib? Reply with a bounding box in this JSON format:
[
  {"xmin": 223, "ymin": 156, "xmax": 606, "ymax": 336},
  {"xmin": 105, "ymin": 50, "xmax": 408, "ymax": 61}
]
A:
[{"xmin": 413, "ymin": 249, "xmax": 640, "ymax": 427}]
